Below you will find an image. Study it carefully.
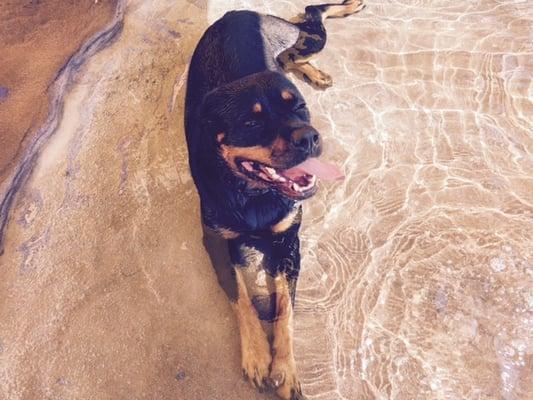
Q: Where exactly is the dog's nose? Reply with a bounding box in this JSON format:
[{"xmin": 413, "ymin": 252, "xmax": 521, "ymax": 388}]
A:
[{"xmin": 291, "ymin": 129, "xmax": 321, "ymax": 155}]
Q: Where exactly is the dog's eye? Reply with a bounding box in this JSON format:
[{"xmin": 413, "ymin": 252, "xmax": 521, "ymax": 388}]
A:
[
  {"xmin": 244, "ymin": 120, "xmax": 259, "ymax": 128},
  {"xmin": 294, "ymin": 102, "xmax": 307, "ymax": 111}
]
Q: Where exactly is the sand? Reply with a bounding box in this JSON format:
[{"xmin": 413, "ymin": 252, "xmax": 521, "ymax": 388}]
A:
[
  {"xmin": 0, "ymin": 0, "xmax": 118, "ymax": 183},
  {"xmin": 0, "ymin": 1, "xmax": 531, "ymax": 399}
]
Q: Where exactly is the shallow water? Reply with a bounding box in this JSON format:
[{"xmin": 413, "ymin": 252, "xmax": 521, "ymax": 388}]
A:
[
  {"xmin": 0, "ymin": 1, "xmax": 531, "ymax": 399},
  {"xmin": 210, "ymin": 1, "xmax": 533, "ymax": 398}
]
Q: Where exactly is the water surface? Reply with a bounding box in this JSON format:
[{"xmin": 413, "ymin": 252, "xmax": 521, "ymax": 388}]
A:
[
  {"xmin": 0, "ymin": 1, "xmax": 530, "ymax": 399},
  {"xmin": 210, "ymin": 1, "xmax": 532, "ymax": 398}
]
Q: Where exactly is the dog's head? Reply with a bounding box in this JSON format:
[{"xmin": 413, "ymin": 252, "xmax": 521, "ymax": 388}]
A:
[{"xmin": 199, "ymin": 71, "xmax": 321, "ymax": 200}]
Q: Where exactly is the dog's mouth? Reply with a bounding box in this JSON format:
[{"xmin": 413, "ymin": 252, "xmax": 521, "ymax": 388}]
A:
[{"xmin": 237, "ymin": 159, "xmax": 318, "ymax": 199}]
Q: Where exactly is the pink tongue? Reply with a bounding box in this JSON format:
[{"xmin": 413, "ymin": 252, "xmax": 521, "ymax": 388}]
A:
[{"xmin": 284, "ymin": 158, "xmax": 344, "ymax": 181}]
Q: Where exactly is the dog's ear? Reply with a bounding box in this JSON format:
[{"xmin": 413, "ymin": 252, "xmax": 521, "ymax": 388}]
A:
[{"xmin": 199, "ymin": 88, "xmax": 227, "ymax": 144}]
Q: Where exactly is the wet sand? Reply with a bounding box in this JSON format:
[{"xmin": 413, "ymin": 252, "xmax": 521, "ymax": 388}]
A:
[
  {"xmin": 0, "ymin": 0, "xmax": 118, "ymax": 183},
  {"xmin": 1, "ymin": 1, "xmax": 532, "ymax": 399}
]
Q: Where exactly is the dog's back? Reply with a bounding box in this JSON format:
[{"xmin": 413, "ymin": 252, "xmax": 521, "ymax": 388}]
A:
[
  {"xmin": 186, "ymin": 11, "xmax": 298, "ymax": 94},
  {"xmin": 185, "ymin": 12, "xmax": 299, "ymax": 137}
]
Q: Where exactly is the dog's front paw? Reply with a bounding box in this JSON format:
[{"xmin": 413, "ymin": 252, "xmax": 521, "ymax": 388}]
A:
[
  {"xmin": 241, "ymin": 333, "xmax": 272, "ymax": 390},
  {"xmin": 303, "ymin": 69, "xmax": 333, "ymax": 90},
  {"xmin": 269, "ymin": 357, "xmax": 307, "ymax": 399}
]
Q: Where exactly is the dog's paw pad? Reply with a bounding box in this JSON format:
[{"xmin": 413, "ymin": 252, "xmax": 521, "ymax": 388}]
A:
[
  {"xmin": 270, "ymin": 358, "xmax": 306, "ymax": 399},
  {"xmin": 267, "ymin": 372, "xmax": 285, "ymax": 388}
]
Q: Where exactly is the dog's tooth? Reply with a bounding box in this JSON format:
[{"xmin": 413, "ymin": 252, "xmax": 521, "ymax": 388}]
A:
[
  {"xmin": 265, "ymin": 167, "xmax": 277, "ymax": 175},
  {"xmin": 292, "ymin": 182, "xmax": 302, "ymax": 191},
  {"xmin": 259, "ymin": 172, "xmax": 271, "ymax": 181},
  {"xmin": 272, "ymin": 172, "xmax": 286, "ymax": 182},
  {"xmin": 242, "ymin": 161, "xmax": 254, "ymax": 171},
  {"xmin": 273, "ymin": 173, "xmax": 286, "ymax": 182}
]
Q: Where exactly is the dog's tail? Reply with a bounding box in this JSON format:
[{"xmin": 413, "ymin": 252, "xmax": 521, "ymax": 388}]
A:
[{"xmin": 292, "ymin": 0, "xmax": 365, "ymax": 23}]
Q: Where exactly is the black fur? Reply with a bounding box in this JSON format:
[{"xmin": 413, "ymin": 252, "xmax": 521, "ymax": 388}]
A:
[
  {"xmin": 185, "ymin": 11, "xmax": 317, "ymax": 235},
  {"xmin": 184, "ymin": 4, "xmax": 363, "ymax": 398},
  {"xmin": 184, "ymin": 10, "xmax": 315, "ymax": 314}
]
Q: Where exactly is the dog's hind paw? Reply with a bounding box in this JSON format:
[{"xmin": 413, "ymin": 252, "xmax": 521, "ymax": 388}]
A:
[
  {"xmin": 342, "ymin": 0, "xmax": 366, "ymax": 15},
  {"xmin": 303, "ymin": 69, "xmax": 333, "ymax": 90}
]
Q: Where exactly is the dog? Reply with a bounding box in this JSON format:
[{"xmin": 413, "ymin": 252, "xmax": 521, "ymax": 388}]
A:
[{"xmin": 184, "ymin": 1, "xmax": 365, "ymax": 399}]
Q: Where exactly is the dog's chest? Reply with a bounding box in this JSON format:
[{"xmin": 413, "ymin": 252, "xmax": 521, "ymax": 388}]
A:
[
  {"xmin": 238, "ymin": 246, "xmax": 278, "ymax": 321},
  {"xmin": 270, "ymin": 207, "xmax": 300, "ymax": 234}
]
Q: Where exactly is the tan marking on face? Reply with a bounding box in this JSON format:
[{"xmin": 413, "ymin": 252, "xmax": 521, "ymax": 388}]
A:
[
  {"xmin": 253, "ymin": 102, "xmax": 262, "ymax": 113},
  {"xmin": 271, "ymin": 136, "xmax": 288, "ymax": 157},
  {"xmin": 290, "ymin": 127, "xmax": 309, "ymax": 145},
  {"xmin": 220, "ymin": 144, "xmax": 273, "ymax": 170},
  {"xmin": 271, "ymin": 208, "xmax": 301, "ymax": 234},
  {"xmin": 281, "ymin": 90, "xmax": 294, "ymax": 101},
  {"xmin": 219, "ymin": 144, "xmax": 274, "ymax": 189},
  {"xmin": 232, "ymin": 268, "xmax": 272, "ymax": 388},
  {"xmin": 270, "ymin": 274, "xmax": 301, "ymax": 398},
  {"xmin": 216, "ymin": 132, "xmax": 225, "ymax": 142}
]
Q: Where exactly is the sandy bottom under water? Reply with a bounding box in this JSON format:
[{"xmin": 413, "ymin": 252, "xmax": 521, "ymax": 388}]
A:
[{"xmin": 0, "ymin": 1, "xmax": 531, "ymax": 399}]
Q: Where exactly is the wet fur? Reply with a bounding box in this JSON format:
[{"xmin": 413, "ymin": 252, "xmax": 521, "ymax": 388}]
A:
[{"xmin": 184, "ymin": 2, "xmax": 364, "ymax": 399}]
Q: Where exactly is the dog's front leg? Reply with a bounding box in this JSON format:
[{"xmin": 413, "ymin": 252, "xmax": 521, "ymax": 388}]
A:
[
  {"xmin": 229, "ymin": 238, "xmax": 274, "ymax": 390},
  {"xmin": 267, "ymin": 226, "xmax": 306, "ymax": 400},
  {"xmin": 270, "ymin": 272, "xmax": 305, "ymax": 400},
  {"xmin": 203, "ymin": 227, "xmax": 272, "ymax": 390},
  {"xmin": 232, "ymin": 264, "xmax": 272, "ymax": 389}
]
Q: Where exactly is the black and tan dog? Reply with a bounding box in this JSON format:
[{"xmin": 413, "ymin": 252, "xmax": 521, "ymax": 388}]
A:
[{"xmin": 184, "ymin": 1, "xmax": 364, "ymax": 399}]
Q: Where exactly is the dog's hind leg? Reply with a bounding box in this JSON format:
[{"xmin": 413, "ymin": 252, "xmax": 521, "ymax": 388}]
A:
[
  {"xmin": 277, "ymin": 0, "xmax": 365, "ymax": 89},
  {"xmin": 277, "ymin": 29, "xmax": 333, "ymax": 89}
]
